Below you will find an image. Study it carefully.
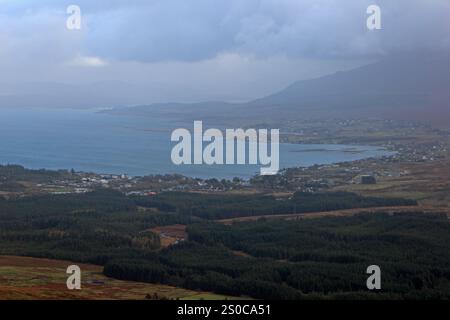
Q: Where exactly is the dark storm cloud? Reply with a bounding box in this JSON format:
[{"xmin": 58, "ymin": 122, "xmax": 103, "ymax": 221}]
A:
[{"xmin": 1, "ymin": 0, "xmax": 449, "ymax": 63}]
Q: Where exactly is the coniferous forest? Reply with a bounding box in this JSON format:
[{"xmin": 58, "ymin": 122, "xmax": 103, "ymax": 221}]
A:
[{"xmin": 0, "ymin": 189, "xmax": 448, "ymax": 299}]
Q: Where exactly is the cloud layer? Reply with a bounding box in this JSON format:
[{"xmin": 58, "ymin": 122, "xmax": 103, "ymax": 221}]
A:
[
  {"xmin": 1, "ymin": 0, "xmax": 449, "ymax": 64},
  {"xmin": 0, "ymin": 0, "xmax": 449, "ymax": 103}
]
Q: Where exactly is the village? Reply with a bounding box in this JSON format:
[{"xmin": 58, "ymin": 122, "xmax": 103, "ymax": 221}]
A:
[{"xmin": 1, "ymin": 118, "xmax": 449, "ymax": 204}]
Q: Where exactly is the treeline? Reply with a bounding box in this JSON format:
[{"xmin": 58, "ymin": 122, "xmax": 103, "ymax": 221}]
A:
[
  {"xmin": 130, "ymin": 196, "xmax": 177, "ymax": 212},
  {"xmin": 0, "ymin": 164, "xmax": 72, "ymax": 184},
  {"xmin": 0, "ymin": 189, "xmax": 193, "ymax": 265},
  {"xmin": 1, "ymin": 187, "xmax": 446, "ymax": 299},
  {"xmin": 140, "ymin": 191, "xmax": 416, "ymax": 219},
  {"xmin": 104, "ymin": 213, "xmax": 450, "ymax": 299},
  {"xmin": 187, "ymin": 212, "xmax": 450, "ymax": 263},
  {"xmin": 0, "ymin": 189, "xmax": 136, "ymax": 217},
  {"xmin": 104, "ymin": 242, "xmax": 305, "ymax": 299}
]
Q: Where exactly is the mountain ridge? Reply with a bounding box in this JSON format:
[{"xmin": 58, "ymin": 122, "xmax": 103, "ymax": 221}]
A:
[{"xmin": 106, "ymin": 53, "xmax": 450, "ymax": 125}]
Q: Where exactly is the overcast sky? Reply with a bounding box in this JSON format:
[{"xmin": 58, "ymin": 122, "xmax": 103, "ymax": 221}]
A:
[{"xmin": 0, "ymin": 0, "xmax": 449, "ymax": 103}]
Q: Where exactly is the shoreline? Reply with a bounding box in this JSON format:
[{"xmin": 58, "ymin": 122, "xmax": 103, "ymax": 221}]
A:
[{"xmin": 0, "ymin": 144, "xmax": 393, "ymax": 181}]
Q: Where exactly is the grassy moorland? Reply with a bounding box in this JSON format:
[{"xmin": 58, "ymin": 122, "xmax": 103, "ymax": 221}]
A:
[{"xmin": 0, "ymin": 256, "xmax": 236, "ymax": 300}]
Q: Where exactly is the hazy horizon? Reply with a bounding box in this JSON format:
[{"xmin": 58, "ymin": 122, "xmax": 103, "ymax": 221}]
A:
[{"xmin": 1, "ymin": 0, "xmax": 449, "ymax": 106}]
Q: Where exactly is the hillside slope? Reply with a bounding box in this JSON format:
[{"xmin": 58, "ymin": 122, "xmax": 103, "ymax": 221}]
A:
[{"xmin": 109, "ymin": 53, "xmax": 450, "ymax": 125}]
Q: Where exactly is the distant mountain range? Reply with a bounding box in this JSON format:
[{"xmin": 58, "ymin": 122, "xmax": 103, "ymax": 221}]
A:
[
  {"xmin": 2, "ymin": 53, "xmax": 449, "ymax": 125},
  {"xmin": 107, "ymin": 53, "xmax": 450, "ymax": 126}
]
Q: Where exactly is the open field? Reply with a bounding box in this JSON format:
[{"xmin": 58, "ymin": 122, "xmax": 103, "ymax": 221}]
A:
[
  {"xmin": 217, "ymin": 205, "xmax": 450, "ymax": 224},
  {"xmin": 332, "ymin": 158, "xmax": 450, "ymax": 207},
  {"xmin": 0, "ymin": 256, "xmax": 237, "ymax": 300},
  {"xmin": 149, "ymin": 224, "xmax": 187, "ymax": 248}
]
